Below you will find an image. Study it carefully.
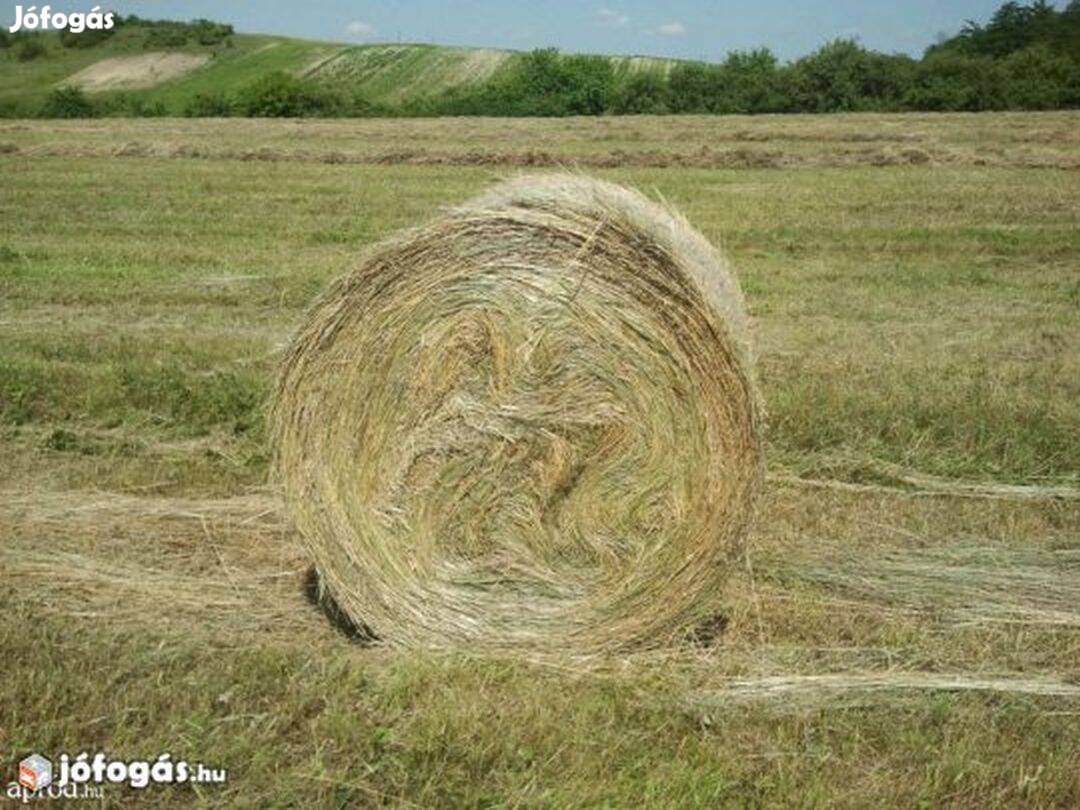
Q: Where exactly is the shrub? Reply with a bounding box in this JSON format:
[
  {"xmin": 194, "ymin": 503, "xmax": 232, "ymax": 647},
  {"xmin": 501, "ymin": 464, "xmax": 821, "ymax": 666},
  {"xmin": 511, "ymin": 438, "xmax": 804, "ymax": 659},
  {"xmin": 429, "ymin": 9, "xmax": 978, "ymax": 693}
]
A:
[
  {"xmin": 191, "ymin": 19, "xmax": 234, "ymax": 46},
  {"xmin": 451, "ymin": 49, "xmax": 618, "ymax": 117},
  {"xmin": 235, "ymin": 72, "xmax": 344, "ymax": 117},
  {"xmin": 15, "ymin": 38, "xmax": 46, "ymax": 61},
  {"xmin": 346, "ymin": 93, "xmax": 392, "ymax": 118},
  {"xmin": 785, "ymin": 40, "xmax": 918, "ymax": 112},
  {"xmin": 40, "ymin": 86, "xmax": 96, "ymax": 118},
  {"xmin": 59, "ymin": 26, "xmax": 117, "ymax": 48},
  {"xmin": 721, "ymin": 49, "xmax": 790, "ymax": 113},
  {"xmin": 138, "ymin": 18, "xmax": 233, "ymax": 49},
  {"xmin": 668, "ymin": 63, "xmax": 717, "ymax": 113},
  {"xmin": 184, "ymin": 91, "xmax": 234, "ymax": 117},
  {"xmin": 905, "ymin": 52, "xmax": 1005, "ymax": 111},
  {"xmin": 1000, "ymin": 44, "xmax": 1080, "ymax": 107},
  {"xmin": 105, "ymin": 94, "xmax": 168, "ymax": 117},
  {"xmin": 145, "ymin": 25, "xmax": 189, "ymax": 48},
  {"xmin": 561, "ymin": 55, "xmax": 615, "ymax": 115},
  {"xmin": 611, "ymin": 72, "xmax": 669, "ymax": 114}
]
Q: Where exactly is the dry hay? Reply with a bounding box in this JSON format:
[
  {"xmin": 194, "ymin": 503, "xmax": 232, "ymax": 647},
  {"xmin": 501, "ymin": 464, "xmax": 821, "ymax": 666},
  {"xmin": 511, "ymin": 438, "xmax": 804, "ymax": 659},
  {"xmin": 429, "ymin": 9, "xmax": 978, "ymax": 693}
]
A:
[
  {"xmin": 19, "ymin": 141, "xmax": 1078, "ymax": 170},
  {"xmin": 758, "ymin": 544, "xmax": 1080, "ymax": 628},
  {"xmin": 689, "ymin": 672, "xmax": 1080, "ymax": 706},
  {"xmin": 270, "ymin": 173, "xmax": 763, "ymax": 655},
  {"xmin": 0, "ymin": 490, "xmax": 323, "ymax": 646}
]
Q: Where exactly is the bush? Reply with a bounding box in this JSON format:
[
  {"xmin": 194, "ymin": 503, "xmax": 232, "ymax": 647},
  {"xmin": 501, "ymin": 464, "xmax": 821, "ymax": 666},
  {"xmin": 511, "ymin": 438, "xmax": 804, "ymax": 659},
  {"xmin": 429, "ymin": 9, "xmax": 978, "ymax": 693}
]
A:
[
  {"xmin": 561, "ymin": 55, "xmax": 615, "ymax": 115},
  {"xmin": 103, "ymin": 93, "xmax": 168, "ymax": 117},
  {"xmin": 184, "ymin": 91, "xmax": 234, "ymax": 117},
  {"xmin": 720, "ymin": 49, "xmax": 790, "ymax": 113},
  {"xmin": 59, "ymin": 26, "xmax": 117, "ymax": 48},
  {"xmin": 668, "ymin": 63, "xmax": 717, "ymax": 113},
  {"xmin": 138, "ymin": 17, "xmax": 233, "ymax": 49},
  {"xmin": 15, "ymin": 38, "xmax": 46, "ymax": 61},
  {"xmin": 235, "ymin": 72, "xmax": 344, "ymax": 117},
  {"xmin": 191, "ymin": 19, "xmax": 234, "ymax": 46},
  {"xmin": 145, "ymin": 27, "xmax": 189, "ymax": 48},
  {"xmin": 40, "ymin": 86, "xmax": 96, "ymax": 118},
  {"xmin": 905, "ymin": 52, "xmax": 1005, "ymax": 111},
  {"xmin": 346, "ymin": 93, "xmax": 392, "ymax": 118},
  {"xmin": 1000, "ymin": 44, "xmax": 1080, "ymax": 107},
  {"xmin": 445, "ymin": 49, "xmax": 618, "ymax": 117},
  {"xmin": 612, "ymin": 72, "xmax": 669, "ymax": 114},
  {"xmin": 787, "ymin": 39, "xmax": 914, "ymax": 112}
]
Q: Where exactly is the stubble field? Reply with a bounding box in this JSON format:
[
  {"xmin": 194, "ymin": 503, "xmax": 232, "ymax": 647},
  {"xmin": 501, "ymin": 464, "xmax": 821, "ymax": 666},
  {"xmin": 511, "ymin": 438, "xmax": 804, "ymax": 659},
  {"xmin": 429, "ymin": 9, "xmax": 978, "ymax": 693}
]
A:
[{"xmin": 1, "ymin": 112, "xmax": 1079, "ymax": 807}]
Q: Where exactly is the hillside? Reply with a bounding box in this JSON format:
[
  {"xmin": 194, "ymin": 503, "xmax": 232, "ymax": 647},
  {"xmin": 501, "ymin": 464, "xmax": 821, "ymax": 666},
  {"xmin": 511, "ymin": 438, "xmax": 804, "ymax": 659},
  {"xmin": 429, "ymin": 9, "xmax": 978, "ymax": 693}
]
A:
[{"xmin": 0, "ymin": 21, "xmax": 676, "ymax": 116}]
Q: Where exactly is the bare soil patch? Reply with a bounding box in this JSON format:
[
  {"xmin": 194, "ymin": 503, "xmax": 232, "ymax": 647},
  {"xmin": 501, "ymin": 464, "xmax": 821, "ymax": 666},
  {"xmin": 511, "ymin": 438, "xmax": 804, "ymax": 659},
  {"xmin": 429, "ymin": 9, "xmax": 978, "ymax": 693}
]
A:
[{"xmin": 65, "ymin": 52, "xmax": 210, "ymax": 92}]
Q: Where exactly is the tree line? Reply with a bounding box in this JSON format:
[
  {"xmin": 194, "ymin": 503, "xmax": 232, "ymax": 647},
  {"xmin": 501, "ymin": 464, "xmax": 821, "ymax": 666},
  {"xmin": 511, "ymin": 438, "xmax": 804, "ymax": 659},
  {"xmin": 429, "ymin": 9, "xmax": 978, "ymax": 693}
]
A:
[{"xmin": 430, "ymin": 1, "xmax": 1080, "ymax": 116}]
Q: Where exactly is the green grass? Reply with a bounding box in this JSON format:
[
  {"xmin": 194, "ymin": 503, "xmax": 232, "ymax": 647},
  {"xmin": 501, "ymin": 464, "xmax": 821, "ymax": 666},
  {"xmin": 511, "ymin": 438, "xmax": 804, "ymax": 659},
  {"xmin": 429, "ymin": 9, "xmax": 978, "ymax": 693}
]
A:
[
  {"xmin": 142, "ymin": 37, "xmax": 345, "ymax": 109},
  {"xmin": 1, "ymin": 113, "xmax": 1078, "ymax": 806},
  {"xmin": 310, "ymin": 44, "xmax": 511, "ymax": 102}
]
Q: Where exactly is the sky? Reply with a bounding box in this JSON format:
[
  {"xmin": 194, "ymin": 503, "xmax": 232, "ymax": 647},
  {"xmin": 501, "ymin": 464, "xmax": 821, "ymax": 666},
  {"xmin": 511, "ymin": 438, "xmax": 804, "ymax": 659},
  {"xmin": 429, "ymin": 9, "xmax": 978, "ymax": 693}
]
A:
[{"xmin": 6, "ymin": 1, "xmax": 1048, "ymax": 61}]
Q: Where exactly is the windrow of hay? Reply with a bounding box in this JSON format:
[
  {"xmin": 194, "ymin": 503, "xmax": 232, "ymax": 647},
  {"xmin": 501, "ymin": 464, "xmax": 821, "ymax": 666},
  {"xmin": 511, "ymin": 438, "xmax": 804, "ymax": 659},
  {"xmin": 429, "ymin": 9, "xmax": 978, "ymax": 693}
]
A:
[
  {"xmin": 689, "ymin": 673, "xmax": 1080, "ymax": 706},
  {"xmin": 757, "ymin": 544, "xmax": 1080, "ymax": 627},
  {"xmin": 14, "ymin": 140, "xmax": 1080, "ymax": 170},
  {"xmin": 270, "ymin": 173, "xmax": 764, "ymax": 655},
  {"xmin": 0, "ymin": 490, "xmax": 322, "ymax": 646}
]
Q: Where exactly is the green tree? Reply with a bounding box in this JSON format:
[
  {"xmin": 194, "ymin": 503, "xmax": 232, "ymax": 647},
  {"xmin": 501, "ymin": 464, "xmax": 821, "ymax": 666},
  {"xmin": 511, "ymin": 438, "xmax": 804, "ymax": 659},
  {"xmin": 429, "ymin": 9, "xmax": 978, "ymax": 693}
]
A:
[
  {"xmin": 562, "ymin": 55, "xmax": 615, "ymax": 115},
  {"xmin": 905, "ymin": 52, "xmax": 1005, "ymax": 111},
  {"xmin": 668, "ymin": 63, "xmax": 715, "ymax": 112},
  {"xmin": 1001, "ymin": 45, "xmax": 1080, "ymax": 108},
  {"xmin": 718, "ymin": 49, "xmax": 787, "ymax": 113}
]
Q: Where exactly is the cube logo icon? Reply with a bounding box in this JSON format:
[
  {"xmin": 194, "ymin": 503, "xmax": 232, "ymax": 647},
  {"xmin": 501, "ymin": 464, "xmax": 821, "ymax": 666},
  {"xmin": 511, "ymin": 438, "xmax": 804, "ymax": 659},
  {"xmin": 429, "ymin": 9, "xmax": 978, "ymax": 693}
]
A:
[{"xmin": 18, "ymin": 754, "xmax": 52, "ymax": 792}]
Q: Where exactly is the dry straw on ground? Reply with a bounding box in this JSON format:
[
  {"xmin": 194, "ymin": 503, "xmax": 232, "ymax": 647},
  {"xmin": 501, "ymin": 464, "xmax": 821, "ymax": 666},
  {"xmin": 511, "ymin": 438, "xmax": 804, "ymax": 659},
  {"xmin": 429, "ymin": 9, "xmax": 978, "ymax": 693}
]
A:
[{"xmin": 271, "ymin": 173, "xmax": 763, "ymax": 655}]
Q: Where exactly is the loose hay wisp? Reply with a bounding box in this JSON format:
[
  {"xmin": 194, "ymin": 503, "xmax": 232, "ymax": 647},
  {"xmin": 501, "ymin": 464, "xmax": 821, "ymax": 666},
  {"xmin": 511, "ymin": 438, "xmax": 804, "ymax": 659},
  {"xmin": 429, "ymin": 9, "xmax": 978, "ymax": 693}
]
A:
[{"xmin": 270, "ymin": 174, "xmax": 763, "ymax": 655}]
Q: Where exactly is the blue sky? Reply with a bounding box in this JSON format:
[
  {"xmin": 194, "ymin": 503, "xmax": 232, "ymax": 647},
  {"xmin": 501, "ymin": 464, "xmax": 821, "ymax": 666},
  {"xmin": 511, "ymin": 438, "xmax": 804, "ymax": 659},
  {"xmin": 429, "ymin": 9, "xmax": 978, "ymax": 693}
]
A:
[{"xmin": 8, "ymin": 1, "xmax": 1047, "ymax": 61}]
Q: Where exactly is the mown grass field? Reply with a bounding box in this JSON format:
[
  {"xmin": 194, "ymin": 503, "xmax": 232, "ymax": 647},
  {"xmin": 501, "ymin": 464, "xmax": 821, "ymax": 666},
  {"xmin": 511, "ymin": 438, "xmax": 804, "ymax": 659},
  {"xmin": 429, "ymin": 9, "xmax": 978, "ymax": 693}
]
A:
[{"xmin": 2, "ymin": 112, "xmax": 1079, "ymax": 806}]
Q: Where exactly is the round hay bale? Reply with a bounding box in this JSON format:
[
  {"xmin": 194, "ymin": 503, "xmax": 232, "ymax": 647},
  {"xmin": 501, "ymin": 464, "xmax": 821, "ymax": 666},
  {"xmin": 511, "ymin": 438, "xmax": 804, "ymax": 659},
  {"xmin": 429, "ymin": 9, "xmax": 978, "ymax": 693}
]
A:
[{"xmin": 270, "ymin": 173, "xmax": 763, "ymax": 655}]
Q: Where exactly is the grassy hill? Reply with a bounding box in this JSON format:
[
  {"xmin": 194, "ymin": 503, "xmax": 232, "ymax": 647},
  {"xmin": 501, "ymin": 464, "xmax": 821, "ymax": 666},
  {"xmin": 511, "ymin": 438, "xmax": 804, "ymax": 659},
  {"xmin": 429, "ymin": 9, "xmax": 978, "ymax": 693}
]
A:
[{"xmin": 0, "ymin": 22, "xmax": 677, "ymax": 116}]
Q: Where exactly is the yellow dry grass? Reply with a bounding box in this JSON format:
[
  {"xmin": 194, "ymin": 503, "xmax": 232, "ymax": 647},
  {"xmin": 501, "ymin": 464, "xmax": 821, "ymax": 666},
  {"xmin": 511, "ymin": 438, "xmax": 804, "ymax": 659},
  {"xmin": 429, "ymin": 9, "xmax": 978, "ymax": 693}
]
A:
[{"xmin": 64, "ymin": 52, "xmax": 210, "ymax": 92}]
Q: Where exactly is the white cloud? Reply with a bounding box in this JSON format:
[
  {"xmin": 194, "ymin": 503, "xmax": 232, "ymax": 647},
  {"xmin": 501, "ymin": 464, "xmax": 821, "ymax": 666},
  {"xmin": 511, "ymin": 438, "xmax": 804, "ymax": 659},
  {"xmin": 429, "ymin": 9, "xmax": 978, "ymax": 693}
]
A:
[
  {"xmin": 345, "ymin": 20, "xmax": 375, "ymax": 37},
  {"xmin": 657, "ymin": 21, "xmax": 686, "ymax": 36},
  {"xmin": 596, "ymin": 8, "xmax": 629, "ymax": 28}
]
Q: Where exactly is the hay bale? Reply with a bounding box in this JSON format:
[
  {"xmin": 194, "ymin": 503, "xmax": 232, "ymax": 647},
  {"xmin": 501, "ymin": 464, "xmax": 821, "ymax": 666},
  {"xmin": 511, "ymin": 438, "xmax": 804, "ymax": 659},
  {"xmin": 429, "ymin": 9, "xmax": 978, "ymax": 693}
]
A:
[{"xmin": 270, "ymin": 173, "xmax": 763, "ymax": 655}]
